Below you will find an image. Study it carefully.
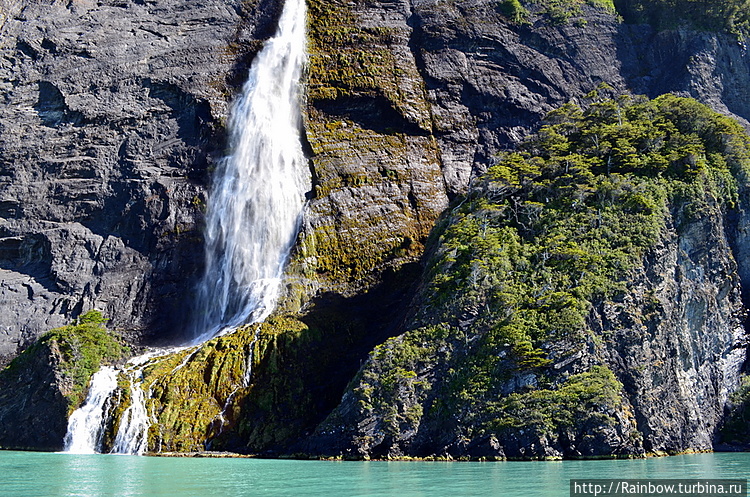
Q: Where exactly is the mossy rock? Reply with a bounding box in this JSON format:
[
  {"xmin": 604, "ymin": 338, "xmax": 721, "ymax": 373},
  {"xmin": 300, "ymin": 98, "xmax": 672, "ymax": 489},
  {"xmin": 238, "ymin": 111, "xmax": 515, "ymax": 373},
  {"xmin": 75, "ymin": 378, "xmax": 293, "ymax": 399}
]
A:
[
  {"xmin": 35, "ymin": 310, "xmax": 130, "ymax": 415},
  {"xmin": 103, "ymin": 317, "xmax": 309, "ymax": 453},
  {"xmin": 312, "ymin": 93, "xmax": 750, "ymax": 458}
]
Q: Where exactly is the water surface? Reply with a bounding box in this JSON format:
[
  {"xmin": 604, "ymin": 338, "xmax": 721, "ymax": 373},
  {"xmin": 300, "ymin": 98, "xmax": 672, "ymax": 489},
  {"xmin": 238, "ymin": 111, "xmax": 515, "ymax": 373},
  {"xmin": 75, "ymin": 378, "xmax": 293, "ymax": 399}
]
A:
[{"xmin": 1, "ymin": 451, "xmax": 748, "ymax": 496}]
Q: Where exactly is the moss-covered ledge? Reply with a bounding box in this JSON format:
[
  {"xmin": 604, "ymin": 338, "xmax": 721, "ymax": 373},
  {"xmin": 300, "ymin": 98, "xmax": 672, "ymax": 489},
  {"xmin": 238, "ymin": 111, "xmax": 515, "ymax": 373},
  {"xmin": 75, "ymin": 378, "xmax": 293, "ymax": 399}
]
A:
[{"xmin": 0, "ymin": 310, "xmax": 129, "ymax": 450}]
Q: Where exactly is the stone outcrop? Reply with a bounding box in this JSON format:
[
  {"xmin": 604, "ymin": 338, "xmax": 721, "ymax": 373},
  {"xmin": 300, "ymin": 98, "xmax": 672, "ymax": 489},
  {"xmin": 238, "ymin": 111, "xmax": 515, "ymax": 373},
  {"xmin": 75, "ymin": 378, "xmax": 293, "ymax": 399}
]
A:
[
  {"xmin": 0, "ymin": 310, "xmax": 129, "ymax": 450},
  {"xmin": 301, "ymin": 94, "xmax": 749, "ymax": 459},
  {"xmin": 596, "ymin": 205, "xmax": 747, "ymax": 453},
  {"xmin": 0, "ymin": 337, "xmax": 69, "ymax": 450}
]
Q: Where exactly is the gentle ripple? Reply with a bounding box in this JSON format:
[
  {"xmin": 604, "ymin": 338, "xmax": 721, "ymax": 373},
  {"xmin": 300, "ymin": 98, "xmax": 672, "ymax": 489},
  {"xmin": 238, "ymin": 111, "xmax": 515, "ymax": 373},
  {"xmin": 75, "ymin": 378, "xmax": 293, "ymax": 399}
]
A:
[{"xmin": 0, "ymin": 451, "xmax": 748, "ymax": 497}]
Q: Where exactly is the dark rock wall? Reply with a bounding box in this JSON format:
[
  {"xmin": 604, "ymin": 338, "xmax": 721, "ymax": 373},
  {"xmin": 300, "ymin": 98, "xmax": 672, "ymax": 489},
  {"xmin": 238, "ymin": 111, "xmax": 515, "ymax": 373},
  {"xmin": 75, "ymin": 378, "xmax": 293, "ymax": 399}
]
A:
[
  {"xmin": 597, "ymin": 207, "xmax": 747, "ymax": 453},
  {"xmin": 413, "ymin": 3, "xmax": 633, "ymax": 194},
  {"xmin": 0, "ymin": 0, "xmax": 272, "ymax": 361},
  {"xmin": 0, "ymin": 338, "xmax": 69, "ymax": 450},
  {"xmin": 0, "ymin": 0, "xmax": 749, "ymax": 455},
  {"xmin": 412, "ymin": 2, "xmax": 750, "ymax": 195}
]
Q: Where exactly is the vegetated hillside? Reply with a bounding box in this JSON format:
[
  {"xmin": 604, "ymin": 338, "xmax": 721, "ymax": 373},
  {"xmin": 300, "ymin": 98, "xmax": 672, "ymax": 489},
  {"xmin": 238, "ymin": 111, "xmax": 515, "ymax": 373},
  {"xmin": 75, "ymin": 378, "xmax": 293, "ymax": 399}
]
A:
[
  {"xmin": 304, "ymin": 93, "xmax": 749, "ymax": 459},
  {"xmin": 0, "ymin": 311, "xmax": 129, "ymax": 450},
  {"xmin": 0, "ymin": 0, "xmax": 749, "ymax": 455},
  {"xmin": 615, "ymin": 0, "xmax": 750, "ymax": 38}
]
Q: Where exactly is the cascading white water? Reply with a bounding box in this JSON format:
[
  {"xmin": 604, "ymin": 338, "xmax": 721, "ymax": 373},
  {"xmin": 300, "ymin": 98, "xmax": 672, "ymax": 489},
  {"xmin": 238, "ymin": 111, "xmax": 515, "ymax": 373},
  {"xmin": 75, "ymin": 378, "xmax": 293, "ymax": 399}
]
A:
[
  {"xmin": 62, "ymin": 0, "xmax": 309, "ymax": 455},
  {"xmin": 110, "ymin": 374, "xmax": 150, "ymax": 455},
  {"xmin": 192, "ymin": 0, "xmax": 310, "ymax": 343},
  {"xmin": 63, "ymin": 349, "xmax": 182, "ymax": 455},
  {"xmin": 109, "ymin": 351, "xmax": 161, "ymax": 455},
  {"xmin": 63, "ymin": 367, "xmax": 119, "ymax": 454}
]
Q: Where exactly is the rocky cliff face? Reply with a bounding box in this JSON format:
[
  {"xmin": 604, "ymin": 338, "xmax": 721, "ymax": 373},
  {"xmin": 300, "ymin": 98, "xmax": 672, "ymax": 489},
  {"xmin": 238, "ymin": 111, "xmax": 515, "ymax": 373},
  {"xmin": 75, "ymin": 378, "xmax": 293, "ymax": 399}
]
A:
[
  {"xmin": 286, "ymin": 0, "xmax": 749, "ymax": 457},
  {"xmin": 0, "ymin": 337, "xmax": 69, "ymax": 450},
  {"xmin": 0, "ymin": 0, "xmax": 282, "ymax": 363},
  {"xmin": 298, "ymin": 89, "xmax": 750, "ymax": 458},
  {"xmin": 598, "ymin": 206, "xmax": 747, "ymax": 453},
  {"xmin": 0, "ymin": 0, "xmax": 748, "ymax": 455},
  {"xmin": 304, "ymin": 170, "xmax": 746, "ymax": 459}
]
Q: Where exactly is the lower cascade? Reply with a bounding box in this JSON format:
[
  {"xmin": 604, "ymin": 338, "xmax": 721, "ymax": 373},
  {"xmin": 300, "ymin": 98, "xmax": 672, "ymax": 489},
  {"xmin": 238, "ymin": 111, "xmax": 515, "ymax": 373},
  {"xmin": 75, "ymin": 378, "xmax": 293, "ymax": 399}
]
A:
[
  {"xmin": 62, "ymin": 0, "xmax": 308, "ymax": 455},
  {"xmin": 63, "ymin": 367, "xmax": 118, "ymax": 454},
  {"xmin": 109, "ymin": 353, "xmax": 159, "ymax": 455},
  {"xmin": 63, "ymin": 349, "xmax": 184, "ymax": 455}
]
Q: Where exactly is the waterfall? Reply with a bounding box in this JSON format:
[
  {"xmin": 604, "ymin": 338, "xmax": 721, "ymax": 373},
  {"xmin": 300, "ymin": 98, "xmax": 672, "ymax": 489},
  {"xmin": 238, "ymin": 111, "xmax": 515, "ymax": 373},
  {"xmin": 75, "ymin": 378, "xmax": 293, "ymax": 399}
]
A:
[
  {"xmin": 192, "ymin": 0, "xmax": 310, "ymax": 343},
  {"xmin": 63, "ymin": 367, "xmax": 119, "ymax": 454},
  {"xmin": 63, "ymin": 349, "xmax": 181, "ymax": 455},
  {"xmin": 109, "ymin": 352, "xmax": 161, "ymax": 456},
  {"xmin": 62, "ymin": 0, "xmax": 309, "ymax": 455}
]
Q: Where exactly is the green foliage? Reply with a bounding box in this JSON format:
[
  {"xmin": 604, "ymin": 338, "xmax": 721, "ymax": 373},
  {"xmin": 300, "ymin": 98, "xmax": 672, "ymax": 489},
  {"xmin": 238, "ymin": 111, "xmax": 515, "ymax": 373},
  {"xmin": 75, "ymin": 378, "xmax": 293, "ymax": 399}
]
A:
[
  {"xmin": 525, "ymin": 0, "xmax": 616, "ymax": 25},
  {"xmin": 355, "ymin": 326, "xmax": 454, "ymax": 437},
  {"xmin": 77, "ymin": 309, "xmax": 106, "ymax": 325},
  {"xmin": 720, "ymin": 375, "xmax": 750, "ymax": 444},
  {"xmin": 429, "ymin": 93, "xmax": 749, "ymax": 319},
  {"xmin": 413, "ymin": 93, "xmax": 750, "ymax": 433},
  {"xmin": 498, "ymin": 0, "xmax": 530, "ymax": 23},
  {"xmin": 615, "ymin": 0, "xmax": 750, "ymax": 39},
  {"xmin": 40, "ymin": 311, "xmax": 129, "ymax": 413},
  {"xmin": 489, "ymin": 365, "xmax": 622, "ymax": 434}
]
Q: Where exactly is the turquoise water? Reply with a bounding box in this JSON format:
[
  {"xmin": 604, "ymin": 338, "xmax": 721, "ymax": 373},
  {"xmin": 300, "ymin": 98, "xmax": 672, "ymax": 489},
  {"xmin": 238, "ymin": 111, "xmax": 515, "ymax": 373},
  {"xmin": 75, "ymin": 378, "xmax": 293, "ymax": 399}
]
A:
[{"xmin": 1, "ymin": 451, "xmax": 748, "ymax": 496}]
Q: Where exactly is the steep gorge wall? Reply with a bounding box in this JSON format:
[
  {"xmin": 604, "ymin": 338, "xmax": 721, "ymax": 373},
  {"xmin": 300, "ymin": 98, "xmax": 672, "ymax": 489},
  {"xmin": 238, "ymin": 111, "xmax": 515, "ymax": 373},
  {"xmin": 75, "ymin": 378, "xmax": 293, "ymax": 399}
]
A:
[
  {"xmin": 0, "ymin": 0, "xmax": 749, "ymax": 455},
  {"xmin": 276, "ymin": 0, "xmax": 750, "ymax": 456}
]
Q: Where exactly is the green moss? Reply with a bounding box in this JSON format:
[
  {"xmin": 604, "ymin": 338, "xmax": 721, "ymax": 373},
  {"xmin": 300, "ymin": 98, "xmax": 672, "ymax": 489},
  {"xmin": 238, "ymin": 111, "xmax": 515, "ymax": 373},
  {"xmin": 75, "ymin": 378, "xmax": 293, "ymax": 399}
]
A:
[
  {"xmin": 520, "ymin": 0, "xmax": 616, "ymax": 25},
  {"xmin": 36, "ymin": 311, "xmax": 129, "ymax": 414},
  {"xmin": 489, "ymin": 365, "xmax": 623, "ymax": 434},
  {"xmin": 114, "ymin": 316, "xmax": 315, "ymax": 453},
  {"xmin": 720, "ymin": 375, "xmax": 750, "ymax": 445},
  {"xmin": 298, "ymin": 115, "xmax": 442, "ymax": 292},
  {"xmin": 306, "ymin": 0, "xmax": 396, "ymax": 102},
  {"xmin": 141, "ymin": 327, "xmax": 261, "ymax": 452},
  {"xmin": 305, "ymin": 0, "xmax": 432, "ymax": 128},
  {"xmin": 297, "ymin": 0, "xmax": 442, "ymax": 300}
]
